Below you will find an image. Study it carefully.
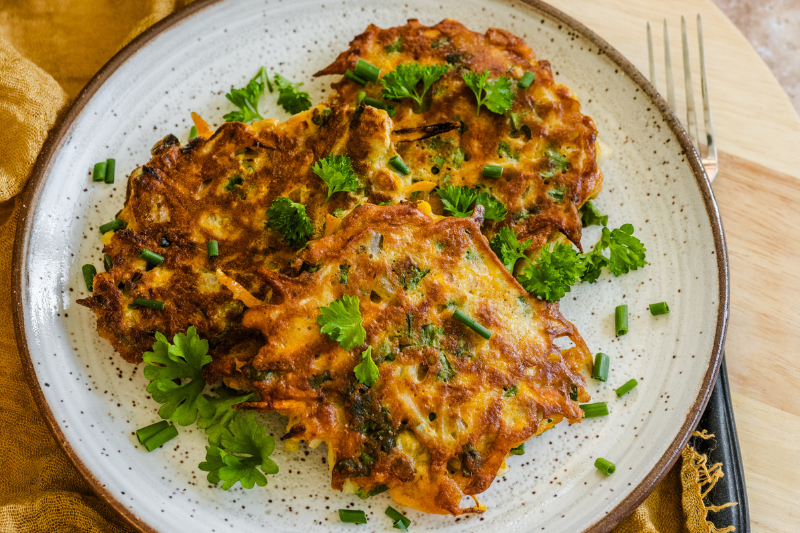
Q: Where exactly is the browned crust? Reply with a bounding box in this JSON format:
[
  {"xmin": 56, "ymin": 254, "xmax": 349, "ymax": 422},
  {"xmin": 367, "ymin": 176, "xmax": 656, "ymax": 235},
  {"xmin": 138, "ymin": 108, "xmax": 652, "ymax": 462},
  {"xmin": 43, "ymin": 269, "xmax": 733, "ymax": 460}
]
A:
[
  {"xmin": 11, "ymin": 1, "xmax": 728, "ymax": 531},
  {"xmin": 240, "ymin": 203, "xmax": 592, "ymax": 515},
  {"xmin": 316, "ymin": 18, "xmax": 604, "ymax": 250}
]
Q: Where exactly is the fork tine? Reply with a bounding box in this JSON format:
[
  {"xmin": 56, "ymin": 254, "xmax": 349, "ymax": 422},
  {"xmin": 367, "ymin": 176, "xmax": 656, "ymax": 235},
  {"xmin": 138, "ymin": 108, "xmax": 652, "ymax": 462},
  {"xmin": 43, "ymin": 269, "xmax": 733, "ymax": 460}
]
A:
[
  {"xmin": 681, "ymin": 15, "xmax": 701, "ymax": 149},
  {"xmin": 647, "ymin": 22, "xmax": 658, "ymax": 91},
  {"xmin": 663, "ymin": 19, "xmax": 677, "ymax": 115},
  {"xmin": 697, "ymin": 14, "xmax": 718, "ymax": 179}
]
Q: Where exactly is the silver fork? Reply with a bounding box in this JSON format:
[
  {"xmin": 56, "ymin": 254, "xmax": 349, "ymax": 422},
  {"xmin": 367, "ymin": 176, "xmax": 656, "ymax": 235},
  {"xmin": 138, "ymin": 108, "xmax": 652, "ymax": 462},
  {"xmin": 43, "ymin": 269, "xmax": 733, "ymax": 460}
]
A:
[{"xmin": 647, "ymin": 15, "xmax": 718, "ymax": 182}]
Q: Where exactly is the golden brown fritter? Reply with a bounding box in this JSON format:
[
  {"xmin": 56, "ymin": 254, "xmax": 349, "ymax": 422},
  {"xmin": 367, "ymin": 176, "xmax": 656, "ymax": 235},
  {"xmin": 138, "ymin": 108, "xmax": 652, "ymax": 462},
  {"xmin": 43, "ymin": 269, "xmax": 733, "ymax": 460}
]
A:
[
  {"xmin": 240, "ymin": 203, "xmax": 592, "ymax": 515},
  {"xmin": 78, "ymin": 104, "xmax": 403, "ymax": 379},
  {"xmin": 316, "ymin": 18, "xmax": 604, "ymax": 251}
]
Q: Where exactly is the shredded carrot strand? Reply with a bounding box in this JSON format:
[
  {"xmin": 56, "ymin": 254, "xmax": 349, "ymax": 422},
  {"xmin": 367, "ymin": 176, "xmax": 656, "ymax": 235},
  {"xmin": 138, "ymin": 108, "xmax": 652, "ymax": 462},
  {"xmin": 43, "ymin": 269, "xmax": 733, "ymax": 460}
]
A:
[
  {"xmin": 215, "ymin": 269, "xmax": 262, "ymax": 308},
  {"xmin": 191, "ymin": 112, "xmax": 214, "ymax": 139}
]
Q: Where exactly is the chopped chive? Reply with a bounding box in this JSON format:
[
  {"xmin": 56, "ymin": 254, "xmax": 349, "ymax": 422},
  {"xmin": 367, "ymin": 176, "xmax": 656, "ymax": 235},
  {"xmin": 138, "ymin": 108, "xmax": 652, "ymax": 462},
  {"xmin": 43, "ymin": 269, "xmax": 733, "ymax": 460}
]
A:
[
  {"xmin": 99, "ymin": 218, "xmax": 126, "ymax": 234},
  {"xmin": 615, "ymin": 304, "xmax": 628, "ymax": 336},
  {"xmin": 207, "ymin": 240, "xmax": 219, "ymax": 258},
  {"xmin": 104, "ymin": 158, "xmax": 116, "ymax": 184},
  {"xmin": 133, "ymin": 298, "xmax": 165, "ymax": 310},
  {"xmin": 518, "ymin": 71, "xmax": 536, "ymax": 89},
  {"xmin": 357, "ymin": 91, "xmax": 366, "ymax": 105},
  {"xmin": 595, "ymin": 457, "xmax": 616, "ymax": 475},
  {"xmin": 344, "ymin": 69, "xmax": 367, "ymax": 86},
  {"xmin": 581, "ymin": 401, "xmax": 609, "ymax": 418},
  {"xmin": 354, "ymin": 58, "xmax": 380, "ymax": 84},
  {"xmin": 136, "ymin": 420, "xmax": 169, "ymax": 444},
  {"xmin": 363, "ymin": 96, "xmax": 388, "ymax": 110},
  {"xmin": 82, "ymin": 264, "xmax": 97, "ymax": 292},
  {"xmin": 139, "ymin": 248, "xmax": 164, "ymax": 265},
  {"xmin": 649, "ymin": 301, "xmax": 670, "ymax": 316},
  {"xmin": 504, "ymin": 384, "xmax": 518, "ymax": 397},
  {"xmin": 592, "ymin": 352, "xmax": 610, "ymax": 382},
  {"xmin": 615, "ymin": 378, "xmax": 638, "ymax": 397},
  {"xmin": 142, "ymin": 424, "xmax": 178, "ymax": 452},
  {"xmin": 92, "ymin": 161, "xmax": 107, "ymax": 182},
  {"xmin": 189, "ymin": 126, "xmax": 198, "ymax": 139},
  {"xmin": 453, "ymin": 309, "xmax": 491, "ymax": 340},
  {"xmin": 385, "ymin": 506, "xmax": 411, "ymax": 530},
  {"xmin": 338, "ymin": 509, "xmax": 367, "ymax": 524},
  {"xmin": 569, "ymin": 384, "xmax": 578, "ymax": 401},
  {"xmin": 388, "ymin": 155, "xmax": 410, "ymax": 175},
  {"xmin": 482, "ymin": 164, "xmax": 503, "ymax": 178},
  {"xmin": 104, "ymin": 253, "xmax": 113, "ymax": 270},
  {"xmin": 510, "ymin": 443, "xmax": 525, "ymax": 455}
]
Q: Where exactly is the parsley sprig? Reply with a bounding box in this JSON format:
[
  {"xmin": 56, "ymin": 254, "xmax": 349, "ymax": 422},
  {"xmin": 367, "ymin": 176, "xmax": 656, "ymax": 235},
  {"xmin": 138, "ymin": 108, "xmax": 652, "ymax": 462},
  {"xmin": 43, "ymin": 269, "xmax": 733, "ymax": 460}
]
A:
[
  {"xmin": 517, "ymin": 243, "xmax": 585, "ymax": 302},
  {"xmin": 490, "ymin": 224, "xmax": 647, "ymax": 302},
  {"xmin": 199, "ymin": 413, "xmax": 279, "ymax": 490},
  {"xmin": 142, "ymin": 328, "xmax": 279, "ymax": 490},
  {"xmin": 581, "ymin": 224, "xmax": 647, "ymax": 283},
  {"xmin": 312, "ymin": 154, "xmax": 360, "ymax": 202},
  {"xmin": 224, "ymin": 67, "xmax": 269, "ymax": 123},
  {"xmin": 266, "ymin": 196, "xmax": 313, "ymax": 248},
  {"xmin": 273, "ymin": 73, "xmax": 312, "ymax": 115},
  {"xmin": 196, "ymin": 388, "xmax": 253, "ymax": 446},
  {"xmin": 490, "ymin": 226, "xmax": 532, "ymax": 272},
  {"xmin": 143, "ymin": 327, "xmax": 212, "ymax": 426},
  {"xmin": 462, "ymin": 69, "xmax": 514, "ymax": 116},
  {"xmin": 436, "ymin": 185, "xmax": 507, "ymax": 221},
  {"xmin": 381, "ymin": 63, "xmax": 452, "ymax": 108},
  {"xmin": 318, "ymin": 294, "xmax": 366, "ymax": 350}
]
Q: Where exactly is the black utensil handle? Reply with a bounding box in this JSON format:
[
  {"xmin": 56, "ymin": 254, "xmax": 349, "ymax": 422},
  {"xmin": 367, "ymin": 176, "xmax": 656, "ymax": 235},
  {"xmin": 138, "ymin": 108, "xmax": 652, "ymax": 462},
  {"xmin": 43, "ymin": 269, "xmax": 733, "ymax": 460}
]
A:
[{"xmin": 691, "ymin": 355, "xmax": 750, "ymax": 531}]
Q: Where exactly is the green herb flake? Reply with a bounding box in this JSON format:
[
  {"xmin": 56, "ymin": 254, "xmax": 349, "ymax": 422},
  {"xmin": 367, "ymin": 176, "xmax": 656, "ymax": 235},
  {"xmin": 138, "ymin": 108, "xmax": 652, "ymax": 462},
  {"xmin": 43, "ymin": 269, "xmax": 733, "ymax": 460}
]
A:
[
  {"xmin": 273, "ymin": 73, "xmax": 312, "ymax": 114},
  {"xmin": 318, "ymin": 294, "xmax": 366, "ymax": 350},
  {"xmin": 312, "ymin": 154, "xmax": 360, "ymax": 202},
  {"xmin": 462, "ymin": 69, "xmax": 514, "ymax": 116},
  {"xmin": 354, "ymin": 346, "xmax": 379, "ymax": 387},
  {"xmin": 265, "ymin": 196, "xmax": 313, "ymax": 248},
  {"xmin": 143, "ymin": 326, "xmax": 212, "ymax": 426}
]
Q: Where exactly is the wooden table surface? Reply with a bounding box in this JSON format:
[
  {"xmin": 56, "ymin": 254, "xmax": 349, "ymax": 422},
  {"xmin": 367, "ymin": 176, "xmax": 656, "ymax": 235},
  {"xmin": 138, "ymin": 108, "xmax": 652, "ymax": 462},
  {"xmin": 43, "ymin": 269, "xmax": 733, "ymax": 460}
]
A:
[{"xmin": 545, "ymin": 1, "xmax": 800, "ymax": 530}]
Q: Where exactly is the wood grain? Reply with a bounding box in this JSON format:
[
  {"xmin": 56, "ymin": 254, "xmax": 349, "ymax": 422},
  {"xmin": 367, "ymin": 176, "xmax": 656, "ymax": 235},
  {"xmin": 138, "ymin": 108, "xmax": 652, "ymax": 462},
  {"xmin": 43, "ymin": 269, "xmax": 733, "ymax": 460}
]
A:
[{"xmin": 543, "ymin": 2, "xmax": 800, "ymax": 530}]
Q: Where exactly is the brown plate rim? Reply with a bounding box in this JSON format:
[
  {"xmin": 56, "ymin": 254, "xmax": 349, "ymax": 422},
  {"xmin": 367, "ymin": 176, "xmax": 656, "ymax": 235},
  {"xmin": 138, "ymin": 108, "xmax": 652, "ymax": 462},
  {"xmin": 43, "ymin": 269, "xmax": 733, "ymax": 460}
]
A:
[{"xmin": 12, "ymin": 1, "xmax": 729, "ymax": 532}]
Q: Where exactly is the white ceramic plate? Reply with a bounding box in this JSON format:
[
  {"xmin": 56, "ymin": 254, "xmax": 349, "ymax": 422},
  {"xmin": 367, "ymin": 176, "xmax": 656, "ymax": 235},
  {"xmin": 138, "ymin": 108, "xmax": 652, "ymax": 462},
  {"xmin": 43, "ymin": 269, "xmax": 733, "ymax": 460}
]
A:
[{"xmin": 13, "ymin": 0, "xmax": 728, "ymax": 531}]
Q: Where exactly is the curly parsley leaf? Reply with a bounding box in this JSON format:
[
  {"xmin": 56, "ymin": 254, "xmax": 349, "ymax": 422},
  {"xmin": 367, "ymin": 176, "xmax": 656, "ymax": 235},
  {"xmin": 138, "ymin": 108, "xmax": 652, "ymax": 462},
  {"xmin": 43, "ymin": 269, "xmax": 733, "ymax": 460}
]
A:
[
  {"xmin": 196, "ymin": 387, "xmax": 253, "ymax": 446},
  {"xmin": 490, "ymin": 226, "xmax": 532, "ymax": 272},
  {"xmin": 517, "ymin": 243, "xmax": 585, "ymax": 303},
  {"xmin": 223, "ymin": 67, "xmax": 268, "ymax": 123},
  {"xmin": 312, "ymin": 154, "xmax": 360, "ymax": 203},
  {"xmin": 354, "ymin": 346, "xmax": 379, "ymax": 387},
  {"xmin": 266, "ymin": 196, "xmax": 313, "ymax": 248},
  {"xmin": 273, "ymin": 73, "xmax": 312, "ymax": 115},
  {"xmin": 199, "ymin": 413, "xmax": 279, "ymax": 490},
  {"xmin": 475, "ymin": 191, "xmax": 508, "ymax": 221},
  {"xmin": 583, "ymin": 224, "xmax": 647, "ymax": 279},
  {"xmin": 580, "ymin": 249, "xmax": 607, "ymax": 284},
  {"xmin": 462, "ymin": 69, "xmax": 514, "ymax": 116},
  {"xmin": 540, "ymin": 148, "xmax": 570, "ymax": 178},
  {"xmin": 318, "ymin": 294, "xmax": 366, "ymax": 350},
  {"xmin": 381, "ymin": 63, "xmax": 452, "ymax": 108},
  {"xmin": 436, "ymin": 184, "xmax": 478, "ymax": 217},
  {"xmin": 143, "ymin": 327, "xmax": 212, "ymax": 426},
  {"xmin": 580, "ymin": 200, "xmax": 608, "ymax": 227}
]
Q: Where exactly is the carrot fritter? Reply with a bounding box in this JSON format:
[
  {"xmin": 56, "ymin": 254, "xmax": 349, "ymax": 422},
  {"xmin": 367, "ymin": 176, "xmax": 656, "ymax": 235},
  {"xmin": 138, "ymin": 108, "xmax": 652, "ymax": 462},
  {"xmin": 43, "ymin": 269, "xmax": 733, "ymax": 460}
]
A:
[
  {"xmin": 316, "ymin": 18, "xmax": 603, "ymax": 251},
  {"xmin": 78, "ymin": 104, "xmax": 401, "ymax": 379},
  {"xmin": 239, "ymin": 203, "xmax": 592, "ymax": 515}
]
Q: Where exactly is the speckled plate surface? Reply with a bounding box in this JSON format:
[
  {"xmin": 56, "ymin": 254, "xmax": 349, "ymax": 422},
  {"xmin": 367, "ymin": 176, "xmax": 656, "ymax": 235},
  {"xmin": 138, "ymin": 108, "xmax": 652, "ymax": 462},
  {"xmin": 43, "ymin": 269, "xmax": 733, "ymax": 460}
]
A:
[{"xmin": 13, "ymin": 0, "xmax": 728, "ymax": 531}]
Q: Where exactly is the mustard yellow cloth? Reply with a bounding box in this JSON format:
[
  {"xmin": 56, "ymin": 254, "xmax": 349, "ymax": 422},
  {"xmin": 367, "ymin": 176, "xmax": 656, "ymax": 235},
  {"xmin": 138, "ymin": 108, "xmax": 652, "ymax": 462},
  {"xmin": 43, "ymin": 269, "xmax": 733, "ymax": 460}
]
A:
[{"xmin": 0, "ymin": 2, "xmax": 731, "ymax": 531}]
